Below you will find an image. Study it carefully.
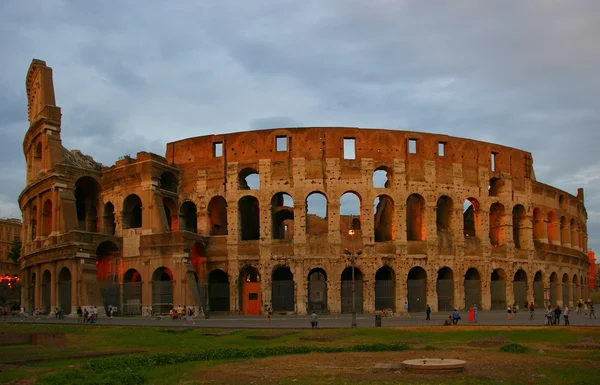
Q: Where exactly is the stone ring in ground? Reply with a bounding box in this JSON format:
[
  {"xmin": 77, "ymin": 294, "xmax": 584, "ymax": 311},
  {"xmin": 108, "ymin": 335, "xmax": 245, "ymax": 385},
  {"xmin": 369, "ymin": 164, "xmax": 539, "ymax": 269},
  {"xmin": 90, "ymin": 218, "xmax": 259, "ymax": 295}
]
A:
[{"xmin": 401, "ymin": 358, "xmax": 466, "ymax": 373}]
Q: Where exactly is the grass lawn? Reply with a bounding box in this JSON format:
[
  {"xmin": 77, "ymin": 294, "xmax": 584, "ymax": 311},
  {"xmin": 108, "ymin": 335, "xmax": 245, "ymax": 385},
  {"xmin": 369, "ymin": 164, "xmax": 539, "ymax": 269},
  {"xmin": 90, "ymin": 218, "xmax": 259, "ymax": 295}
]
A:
[{"xmin": 0, "ymin": 324, "xmax": 599, "ymax": 384}]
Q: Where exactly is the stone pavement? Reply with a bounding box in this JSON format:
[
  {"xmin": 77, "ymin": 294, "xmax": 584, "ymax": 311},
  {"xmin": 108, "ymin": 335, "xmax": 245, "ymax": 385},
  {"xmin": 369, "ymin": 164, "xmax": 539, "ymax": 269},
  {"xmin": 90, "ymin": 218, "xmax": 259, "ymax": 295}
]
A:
[{"xmin": 5, "ymin": 310, "xmax": 599, "ymax": 328}]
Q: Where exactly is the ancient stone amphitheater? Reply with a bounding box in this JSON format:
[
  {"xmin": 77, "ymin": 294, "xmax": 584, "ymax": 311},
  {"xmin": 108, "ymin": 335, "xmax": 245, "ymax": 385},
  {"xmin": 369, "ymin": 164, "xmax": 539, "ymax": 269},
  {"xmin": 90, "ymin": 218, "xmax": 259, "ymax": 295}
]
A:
[{"xmin": 19, "ymin": 59, "xmax": 590, "ymax": 316}]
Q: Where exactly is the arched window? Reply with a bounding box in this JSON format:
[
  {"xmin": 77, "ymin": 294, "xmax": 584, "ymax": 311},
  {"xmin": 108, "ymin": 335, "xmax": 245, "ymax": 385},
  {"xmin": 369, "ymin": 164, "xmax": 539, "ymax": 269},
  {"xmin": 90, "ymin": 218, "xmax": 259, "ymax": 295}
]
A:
[
  {"xmin": 374, "ymin": 195, "xmax": 394, "ymax": 242},
  {"xmin": 406, "ymin": 194, "xmax": 425, "ymax": 241},
  {"xmin": 306, "ymin": 192, "xmax": 328, "ymax": 235},
  {"xmin": 340, "ymin": 192, "xmax": 361, "ymax": 235},
  {"xmin": 123, "ymin": 194, "xmax": 142, "ymax": 229},
  {"xmin": 159, "ymin": 171, "xmax": 178, "ymax": 193},
  {"xmin": 239, "ymin": 196, "xmax": 260, "ymax": 240},
  {"xmin": 208, "ymin": 196, "xmax": 228, "ymax": 235},
  {"xmin": 238, "ymin": 168, "xmax": 260, "ymax": 190},
  {"xmin": 489, "ymin": 203, "xmax": 505, "ymax": 247},
  {"xmin": 372, "ymin": 167, "xmax": 391, "ymax": 188},
  {"xmin": 271, "ymin": 193, "xmax": 294, "ymax": 240},
  {"xmin": 179, "ymin": 201, "xmax": 197, "ymax": 233}
]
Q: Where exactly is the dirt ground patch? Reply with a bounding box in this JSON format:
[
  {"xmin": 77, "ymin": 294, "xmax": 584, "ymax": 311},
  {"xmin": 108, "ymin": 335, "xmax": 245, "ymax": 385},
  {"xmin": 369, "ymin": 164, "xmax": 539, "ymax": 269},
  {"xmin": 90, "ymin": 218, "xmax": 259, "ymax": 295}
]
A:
[{"xmin": 183, "ymin": 349, "xmax": 595, "ymax": 384}]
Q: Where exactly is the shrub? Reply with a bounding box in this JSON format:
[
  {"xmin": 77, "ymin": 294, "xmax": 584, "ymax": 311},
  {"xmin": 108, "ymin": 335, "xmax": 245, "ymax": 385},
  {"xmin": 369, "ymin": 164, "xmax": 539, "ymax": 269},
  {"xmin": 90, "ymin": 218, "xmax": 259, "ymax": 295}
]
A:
[{"xmin": 500, "ymin": 343, "xmax": 529, "ymax": 354}]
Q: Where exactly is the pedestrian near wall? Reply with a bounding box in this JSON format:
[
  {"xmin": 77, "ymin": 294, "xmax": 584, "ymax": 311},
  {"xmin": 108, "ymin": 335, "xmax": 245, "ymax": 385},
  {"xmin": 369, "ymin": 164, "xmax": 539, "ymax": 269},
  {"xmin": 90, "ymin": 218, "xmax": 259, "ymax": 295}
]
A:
[
  {"xmin": 563, "ymin": 306, "xmax": 570, "ymax": 326},
  {"xmin": 425, "ymin": 304, "xmax": 431, "ymax": 320}
]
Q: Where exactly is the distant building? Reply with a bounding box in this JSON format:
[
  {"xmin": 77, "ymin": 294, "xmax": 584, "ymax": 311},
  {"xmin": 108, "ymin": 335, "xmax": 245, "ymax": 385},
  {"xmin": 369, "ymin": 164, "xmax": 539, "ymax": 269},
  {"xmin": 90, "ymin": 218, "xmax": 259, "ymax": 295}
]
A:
[{"xmin": 0, "ymin": 218, "xmax": 22, "ymax": 305}]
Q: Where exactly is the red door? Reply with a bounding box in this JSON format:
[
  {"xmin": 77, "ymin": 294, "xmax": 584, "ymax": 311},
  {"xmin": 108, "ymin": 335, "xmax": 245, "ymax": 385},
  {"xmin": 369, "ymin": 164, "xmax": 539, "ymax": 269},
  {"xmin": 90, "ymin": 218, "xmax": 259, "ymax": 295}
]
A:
[{"xmin": 242, "ymin": 282, "xmax": 261, "ymax": 315}]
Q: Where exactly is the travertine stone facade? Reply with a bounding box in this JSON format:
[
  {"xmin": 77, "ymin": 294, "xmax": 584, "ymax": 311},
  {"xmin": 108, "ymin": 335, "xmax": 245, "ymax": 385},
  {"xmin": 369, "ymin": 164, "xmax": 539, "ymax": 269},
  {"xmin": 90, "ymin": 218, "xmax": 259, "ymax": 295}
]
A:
[{"xmin": 19, "ymin": 60, "xmax": 590, "ymax": 316}]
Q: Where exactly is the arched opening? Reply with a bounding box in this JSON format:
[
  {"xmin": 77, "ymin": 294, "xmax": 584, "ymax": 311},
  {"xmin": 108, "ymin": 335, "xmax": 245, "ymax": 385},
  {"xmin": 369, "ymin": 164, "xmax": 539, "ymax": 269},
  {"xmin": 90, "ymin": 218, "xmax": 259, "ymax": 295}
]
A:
[
  {"xmin": 436, "ymin": 196, "xmax": 453, "ymax": 234},
  {"xmin": 489, "ymin": 177, "xmax": 504, "ymax": 197},
  {"xmin": 562, "ymin": 273, "xmax": 570, "ymax": 307},
  {"xmin": 103, "ymin": 202, "xmax": 116, "ymax": 235},
  {"xmin": 238, "ymin": 196, "xmax": 260, "ymax": 240},
  {"xmin": 152, "ymin": 267, "xmax": 173, "ymax": 315},
  {"xmin": 406, "ymin": 194, "xmax": 426, "ymax": 241},
  {"xmin": 123, "ymin": 269, "xmax": 142, "ymax": 315},
  {"xmin": 271, "ymin": 193, "xmax": 294, "ymax": 240},
  {"xmin": 32, "ymin": 141, "xmax": 42, "ymax": 175},
  {"xmin": 179, "ymin": 201, "xmax": 197, "ymax": 233},
  {"xmin": 533, "ymin": 271, "xmax": 544, "ymax": 308},
  {"xmin": 532, "ymin": 208, "xmax": 544, "ymax": 241},
  {"xmin": 512, "ymin": 205, "xmax": 527, "ymax": 249},
  {"xmin": 163, "ymin": 197, "xmax": 178, "ymax": 231},
  {"xmin": 549, "ymin": 272, "xmax": 558, "ymax": 307},
  {"xmin": 42, "ymin": 199, "xmax": 53, "ymax": 236},
  {"xmin": 547, "ymin": 212, "xmax": 558, "ymax": 244},
  {"xmin": 97, "ymin": 241, "xmax": 120, "ymax": 313},
  {"xmin": 513, "ymin": 269, "xmax": 527, "ymax": 308},
  {"xmin": 490, "ymin": 269, "xmax": 506, "ymax": 310},
  {"xmin": 436, "ymin": 267, "xmax": 454, "ymax": 311},
  {"xmin": 123, "ymin": 194, "xmax": 142, "ymax": 229},
  {"xmin": 58, "ymin": 267, "xmax": 71, "ymax": 315},
  {"xmin": 75, "ymin": 176, "xmax": 101, "ymax": 232},
  {"xmin": 208, "ymin": 270, "xmax": 229, "ymax": 312},
  {"xmin": 272, "ymin": 267, "xmax": 294, "ymax": 312},
  {"xmin": 341, "ymin": 267, "xmax": 363, "ymax": 314},
  {"xmin": 239, "ymin": 266, "xmax": 261, "ymax": 315},
  {"xmin": 372, "ymin": 166, "xmax": 391, "ymax": 188},
  {"xmin": 208, "ymin": 196, "xmax": 228, "ymax": 236},
  {"xmin": 238, "ymin": 168, "xmax": 260, "ymax": 190},
  {"xmin": 340, "ymin": 192, "xmax": 361, "ymax": 237},
  {"xmin": 407, "ymin": 267, "xmax": 427, "ymax": 312},
  {"xmin": 159, "ymin": 171, "xmax": 178, "ymax": 193},
  {"xmin": 30, "ymin": 205, "xmax": 38, "ymax": 239},
  {"xmin": 41, "ymin": 270, "xmax": 51, "ymax": 314},
  {"xmin": 308, "ymin": 268, "xmax": 327, "ymax": 313},
  {"xmin": 374, "ymin": 195, "xmax": 394, "ymax": 242},
  {"xmin": 560, "ymin": 216, "xmax": 569, "ymax": 245},
  {"xmin": 306, "ymin": 192, "xmax": 328, "ymax": 235},
  {"xmin": 489, "ymin": 203, "xmax": 505, "ymax": 247},
  {"xmin": 464, "ymin": 268, "xmax": 481, "ymax": 310},
  {"xmin": 375, "ymin": 266, "xmax": 395, "ymax": 311}
]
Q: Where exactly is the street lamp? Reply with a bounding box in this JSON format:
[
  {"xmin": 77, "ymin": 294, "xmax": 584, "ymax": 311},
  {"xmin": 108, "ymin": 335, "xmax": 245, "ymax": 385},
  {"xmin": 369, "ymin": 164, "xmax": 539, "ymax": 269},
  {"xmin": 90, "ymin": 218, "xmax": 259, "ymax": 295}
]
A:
[
  {"xmin": 0, "ymin": 274, "xmax": 20, "ymax": 289},
  {"xmin": 344, "ymin": 229, "xmax": 362, "ymax": 328}
]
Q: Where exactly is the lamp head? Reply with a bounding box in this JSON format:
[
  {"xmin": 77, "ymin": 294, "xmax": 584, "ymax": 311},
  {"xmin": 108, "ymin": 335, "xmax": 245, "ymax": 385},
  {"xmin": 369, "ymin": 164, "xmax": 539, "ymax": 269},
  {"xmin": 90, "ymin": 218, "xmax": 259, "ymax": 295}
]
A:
[{"xmin": 348, "ymin": 229, "xmax": 355, "ymax": 236}]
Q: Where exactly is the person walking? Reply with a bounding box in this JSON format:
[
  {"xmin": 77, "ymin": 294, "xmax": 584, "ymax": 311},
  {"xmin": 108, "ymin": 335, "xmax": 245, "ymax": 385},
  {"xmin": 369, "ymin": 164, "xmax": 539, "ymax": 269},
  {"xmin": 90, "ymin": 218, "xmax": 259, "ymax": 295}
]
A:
[
  {"xmin": 108, "ymin": 306, "xmax": 114, "ymax": 325},
  {"xmin": 529, "ymin": 302, "xmax": 535, "ymax": 320},
  {"xmin": 590, "ymin": 303, "xmax": 596, "ymax": 319},
  {"xmin": 310, "ymin": 311, "xmax": 318, "ymax": 328},
  {"xmin": 267, "ymin": 306, "xmax": 273, "ymax": 323},
  {"xmin": 425, "ymin": 304, "xmax": 431, "ymax": 320},
  {"xmin": 452, "ymin": 309, "xmax": 461, "ymax": 325},
  {"xmin": 468, "ymin": 306, "xmax": 474, "ymax": 323},
  {"xmin": 473, "ymin": 304, "xmax": 478, "ymax": 323},
  {"xmin": 554, "ymin": 306, "xmax": 562, "ymax": 326},
  {"xmin": 563, "ymin": 306, "xmax": 570, "ymax": 326}
]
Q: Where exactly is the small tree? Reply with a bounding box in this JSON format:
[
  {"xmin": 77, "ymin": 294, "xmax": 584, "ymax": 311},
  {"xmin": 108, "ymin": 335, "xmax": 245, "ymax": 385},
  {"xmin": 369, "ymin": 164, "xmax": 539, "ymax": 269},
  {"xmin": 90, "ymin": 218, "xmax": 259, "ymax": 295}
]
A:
[{"xmin": 8, "ymin": 239, "xmax": 21, "ymax": 263}]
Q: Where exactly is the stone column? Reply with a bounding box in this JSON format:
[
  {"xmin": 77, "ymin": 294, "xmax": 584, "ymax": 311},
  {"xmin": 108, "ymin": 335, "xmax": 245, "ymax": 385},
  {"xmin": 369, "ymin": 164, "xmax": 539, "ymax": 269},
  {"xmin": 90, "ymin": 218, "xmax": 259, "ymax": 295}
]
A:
[{"xmin": 481, "ymin": 271, "xmax": 491, "ymax": 311}]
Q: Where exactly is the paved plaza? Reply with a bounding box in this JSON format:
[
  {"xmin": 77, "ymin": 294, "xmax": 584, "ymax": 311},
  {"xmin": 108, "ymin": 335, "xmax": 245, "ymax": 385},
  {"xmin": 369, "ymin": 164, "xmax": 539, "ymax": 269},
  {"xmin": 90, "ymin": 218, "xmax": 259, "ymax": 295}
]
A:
[{"xmin": 5, "ymin": 310, "xmax": 599, "ymax": 328}]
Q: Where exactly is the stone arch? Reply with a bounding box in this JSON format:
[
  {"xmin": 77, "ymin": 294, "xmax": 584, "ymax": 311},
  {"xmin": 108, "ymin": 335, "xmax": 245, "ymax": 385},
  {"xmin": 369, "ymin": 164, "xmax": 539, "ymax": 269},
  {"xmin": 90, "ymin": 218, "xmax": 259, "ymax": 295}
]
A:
[
  {"xmin": 123, "ymin": 194, "xmax": 142, "ymax": 229},
  {"xmin": 58, "ymin": 267, "xmax": 71, "ymax": 315},
  {"xmin": 533, "ymin": 271, "xmax": 544, "ymax": 308},
  {"xmin": 464, "ymin": 268, "xmax": 481, "ymax": 310},
  {"xmin": 560, "ymin": 216, "xmax": 569, "ymax": 245},
  {"xmin": 375, "ymin": 266, "xmax": 395, "ymax": 311},
  {"xmin": 163, "ymin": 197, "xmax": 178, "ymax": 231},
  {"xmin": 374, "ymin": 195, "xmax": 394, "ymax": 242},
  {"xmin": 103, "ymin": 202, "xmax": 116, "ymax": 235},
  {"xmin": 308, "ymin": 268, "xmax": 327, "ymax": 313},
  {"xmin": 549, "ymin": 272, "xmax": 559, "ymax": 307},
  {"xmin": 372, "ymin": 166, "xmax": 392, "ymax": 188},
  {"xmin": 463, "ymin": 198, "xmax": 480, "ymax": 238},
  {"xmin": 239, "ymin": 266, "xmax": 261, "ymax": 315},
  {"xmin": 547, "ymin": 211, "xmax": 558, "ymax": 244},
  {"xmin": 123, "ymin": 268, "xmax": 142, "ymax": 315},
  {"xmin": 406, "ymin": 194, "xmax": 426, "ymax": 241},
  {"xmin": 41, "ymin": 269, "xmax": 51, "ymax": 314},
  {"xmin": 96, "ymin": 241, "xmax": 120, "ymax": 313},
  {"xmin": 271, "ymin": 193, "xmax": 294, "ymax": 240},
  {"xmin": 159, "ymin": 171, "xmax": 178, "ymax": 193},
  {"xmin": 341, "ymin": 267, "xmax": 363, "ymax": 314},
  {"xmin": 208, "ymin": 196, "xmax": 228, "ymax": 236},
  {"xmin": 340, "ymin": 192, "xmax": 361, "ymax": 236},
  {"xmin": 208, "ymin": 269, "xmax": 230, "ymax": 312},
  {"xmin": 407, "ymin": 267, "xmax": 427, "ymax": 312},
  {"xmin": 490, "ymin": 269, "xmax": 507, "ymax": 310},
  {"xmin": 562, "ymin": 273, "xmax": 570, "ymax": 307},
  {"xmin": 179, "ymin": 201, "xmax": 197, "ymax": 233},
  {"xmin": 512, "ymin": 205, "xmax": 527, "ymax": 249},
  {"xmin": 75, "ymin": 176, "xmax": 101, "ymax": 232},
  {"xmin": 513, "ymin": 269, "xmax": 527, "ymax": 308},
  {"xmin": 436, "ymin": 196, "xmax": 454, "ymax": 234},
  {"xmin": 436, "ymin": 267, "xmax": 454, "ymax": 311},
  {"xmin": 532, "ymin": 208, "xmax": 543, "ymax": 241},
  {"xmin": 570, "ymin": 219, "xmax": 579, "ymax": 248},
  {"xmin": 272, "ymin": 266, "xmax": 294, "ymax": 312},
  {"xmin": 238, "ymin": 196, "xmax": 260, "ymax": 240},
  {"xmin": 489, "ymin": 203, "xmax": 505, "ymax": 247},
  {"xmin": 239, "ymin": 167, "xmax": 259, "ymax": 190},
  {"xmin": 42, "ymin": 199, "xmax": 52, "ymax": 236},
  {"xmin": 306, "ymin": 192, "xmax": 328, "ymax": 235},
  {"xmin": 152, "ymin": 267, "xmax": 173, "ymax": 315},
  {"xmin": 489, "ymin": 177, "xmax": 505, "ymax": 197}
]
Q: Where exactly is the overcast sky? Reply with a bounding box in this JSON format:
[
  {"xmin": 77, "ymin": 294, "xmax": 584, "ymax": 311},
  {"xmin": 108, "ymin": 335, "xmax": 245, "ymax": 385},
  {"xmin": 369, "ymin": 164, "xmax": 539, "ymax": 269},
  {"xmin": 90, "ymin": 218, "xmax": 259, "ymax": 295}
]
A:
[{"xmin": 1, "ymin": 1, "xmax": 599, "ymax": 259}]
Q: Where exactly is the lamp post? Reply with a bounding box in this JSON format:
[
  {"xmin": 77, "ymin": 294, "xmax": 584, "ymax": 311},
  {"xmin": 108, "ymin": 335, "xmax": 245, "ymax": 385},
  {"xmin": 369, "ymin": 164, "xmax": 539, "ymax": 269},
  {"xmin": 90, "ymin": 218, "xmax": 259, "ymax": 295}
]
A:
[{"xmin": 344, "ymin": 229, "xmax": 362, "ymax": 328}]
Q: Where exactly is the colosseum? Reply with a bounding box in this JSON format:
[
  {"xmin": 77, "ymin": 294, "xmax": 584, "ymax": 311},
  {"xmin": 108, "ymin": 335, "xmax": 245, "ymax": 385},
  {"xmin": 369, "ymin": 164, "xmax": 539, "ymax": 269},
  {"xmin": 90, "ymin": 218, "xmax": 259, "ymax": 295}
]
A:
[{"xmin": 18, "ymin": 59, "xmax": 590, "ymax": 317}]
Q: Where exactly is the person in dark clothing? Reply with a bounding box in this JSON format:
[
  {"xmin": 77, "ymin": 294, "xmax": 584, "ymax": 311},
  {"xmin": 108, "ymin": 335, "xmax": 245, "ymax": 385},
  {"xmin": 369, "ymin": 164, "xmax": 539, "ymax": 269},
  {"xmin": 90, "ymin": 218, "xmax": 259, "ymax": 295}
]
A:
[
  {"xmin": 452, "ymin": 309, "xmax": 461, "ymax": 325},
  {"xmin": 425, "ymin": 305, "xmax": 431, "ymax": 320},
  {"xmin": 554, "ymin": 306, "xmax": 562, "ymax": 326}
]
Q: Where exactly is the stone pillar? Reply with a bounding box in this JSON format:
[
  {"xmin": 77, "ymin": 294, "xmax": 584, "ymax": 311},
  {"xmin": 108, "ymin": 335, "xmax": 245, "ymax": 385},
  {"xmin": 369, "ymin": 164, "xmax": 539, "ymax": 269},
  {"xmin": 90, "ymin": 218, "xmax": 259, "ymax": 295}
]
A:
[
  {"xmin": 52, "ymin": 187, "xmax": 59, "ymax": 235},
  {"xmin": 228, "ymin": 264, "xmax": 239, "ymax": 313},
  {"xmin": 557, "ymin": 281, "xmax": 563, "ymax": 307},
  {"xmin": 51, "ymin": 263, "xmax": 58, "ymax": 314},
  {"xmin": 327, "ymin": 200, "xmax": 340, "ymax": 244},
  {"xmin": 506, "ymin": 279, "xmax": 514, "ymax": 308},
  {"xmin": 454, "ymin": 276, "xmax": 465, "ymax": 311},
  {"xmin": 363, "ymin": 268, "xmax": 374, "ymax": 313},
  {"xmin": 481, "ymin": 271, "xmax": 491, "ymax": 311},
  {"xmin": 427, "ymin": 270, "xmax": 438, "ymax": 312},
  {"xmin": 36, "ymin": 195, "xmax": 42, "ymax": 240},
  {"xmin": 396, "ymin": 265, "xmax": 407, "ymax": 314},
  {"xmin": 294, "ymin": 263, "xmax": 306, "ymax": 314}
]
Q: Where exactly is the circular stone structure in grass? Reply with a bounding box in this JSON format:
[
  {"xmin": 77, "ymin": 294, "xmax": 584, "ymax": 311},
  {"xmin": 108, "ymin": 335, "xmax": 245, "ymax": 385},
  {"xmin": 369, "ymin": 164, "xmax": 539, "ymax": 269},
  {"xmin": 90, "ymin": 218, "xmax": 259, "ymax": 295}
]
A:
[{"xmin": 402, "ymin": 358, "xmax": 466, "ymax": 373}]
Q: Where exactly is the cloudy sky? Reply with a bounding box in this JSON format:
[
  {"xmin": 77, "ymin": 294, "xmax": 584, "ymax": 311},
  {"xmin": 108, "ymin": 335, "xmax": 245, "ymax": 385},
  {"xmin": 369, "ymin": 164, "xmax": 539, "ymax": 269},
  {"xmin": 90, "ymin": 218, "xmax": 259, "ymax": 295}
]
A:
[{"xmin": 1, "ymin": 1, "xmax": 599, "ymax": 258}]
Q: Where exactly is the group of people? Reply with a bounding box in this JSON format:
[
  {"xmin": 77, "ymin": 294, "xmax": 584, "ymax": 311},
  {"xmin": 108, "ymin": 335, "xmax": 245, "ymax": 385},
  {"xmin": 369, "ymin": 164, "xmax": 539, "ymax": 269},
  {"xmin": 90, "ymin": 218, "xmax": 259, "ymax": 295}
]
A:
[
  {"xmin": 169, "ymin": 305, "xmax": 197, "ymax": 325},
  {"xmin": 76, "ymin": 305, "xmax": 100, "ymax": 324}
]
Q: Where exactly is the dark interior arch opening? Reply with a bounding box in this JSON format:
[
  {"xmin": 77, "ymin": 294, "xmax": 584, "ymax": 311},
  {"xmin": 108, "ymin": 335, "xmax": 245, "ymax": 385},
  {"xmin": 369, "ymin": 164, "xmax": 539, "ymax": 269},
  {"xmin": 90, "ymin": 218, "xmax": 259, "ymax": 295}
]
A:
[
  {"xmin": 123, "ymin": 194, "xmax": 142, "ymax": 229},
  {"xmin": 407, "ymin": 267, "xmax": 427, "ymax": 312},
  {"xmin": 308, "ymin": 268, "xmax": 327, "ymax": 313},
  {"xmin": 341, "ymin": 267, "xmax": 363, "ymax": 314},
  {"xmin": 75, "ymin": 176, "xmax": 101, "ymax": 232},
  {"xmin": 239, "ymin": 196, "xmax": 260, "ymax": 240},
  {"xmin": 375, "ymin": 266, "xmax": 395, "ymax": 311}
]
